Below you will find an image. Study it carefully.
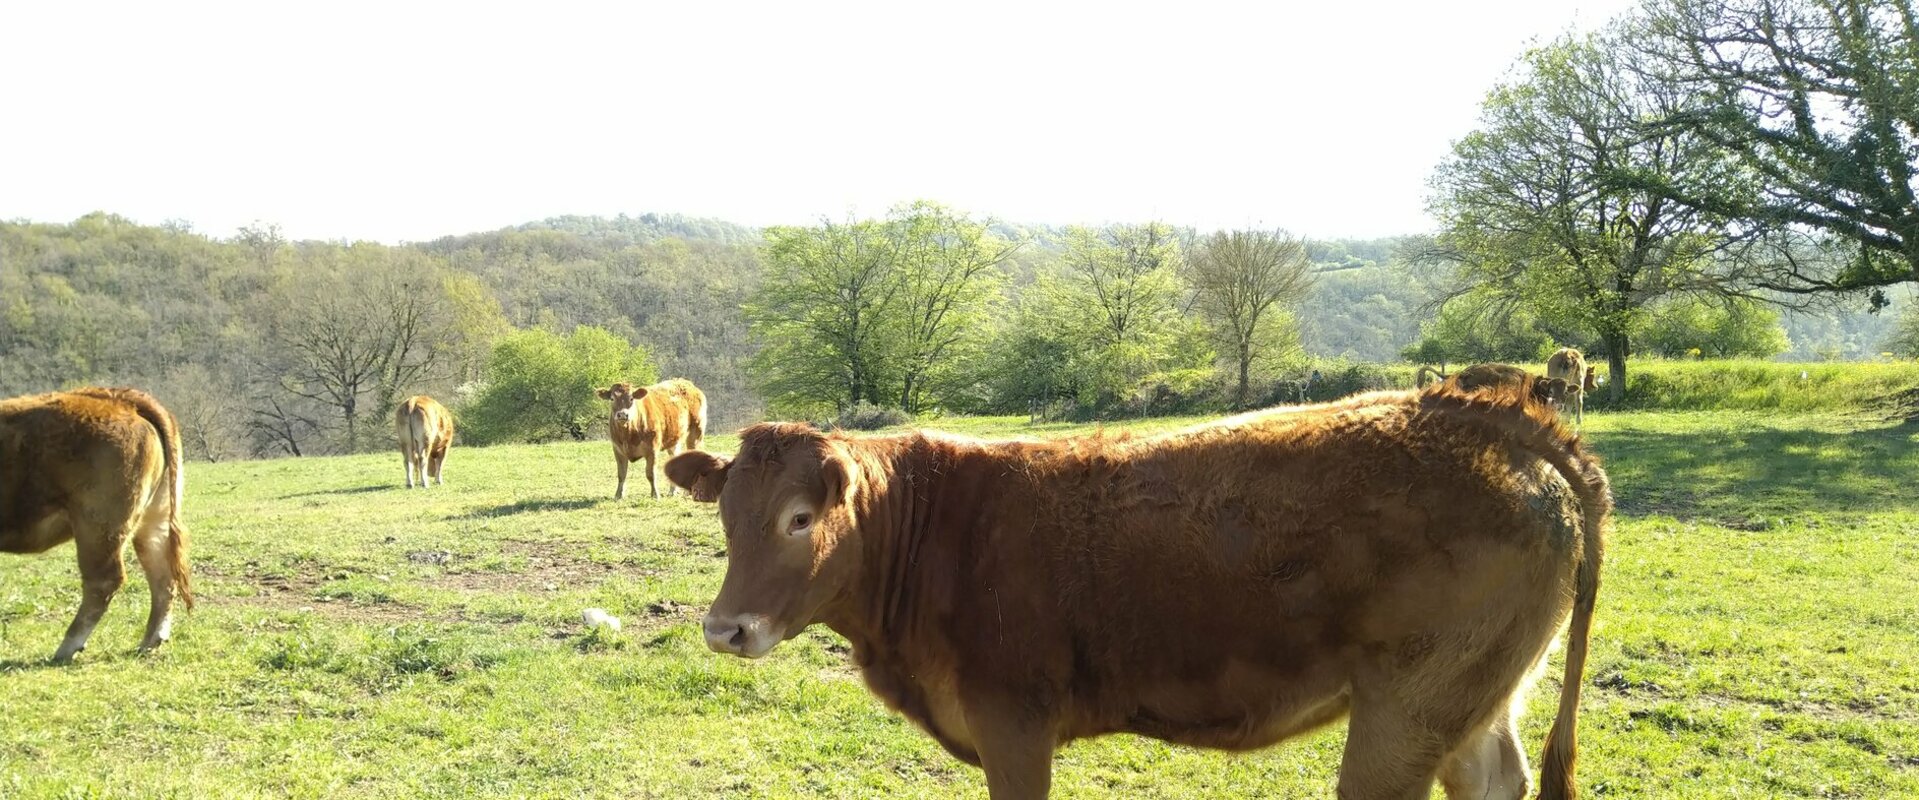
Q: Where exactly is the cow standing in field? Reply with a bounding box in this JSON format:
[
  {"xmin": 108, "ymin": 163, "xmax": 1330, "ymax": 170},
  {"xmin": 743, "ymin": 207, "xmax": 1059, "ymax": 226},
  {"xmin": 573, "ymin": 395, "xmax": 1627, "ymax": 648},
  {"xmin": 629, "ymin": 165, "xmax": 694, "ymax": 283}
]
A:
[
  {"xmin": 395, "ymin": 395, "xmax": 454, "ymax": 488},
  {"xmin": 600, "ymin": 378, "xmax": 707, "ymax": 499},
  {"xmin": 667, "ymin": 368, "xmax": 1609, "ymax": 800},
  {"xmin": 1545, "ymin": 348, "xmax": 1599, "ymax": 425},
  {"xmin": 1, "ymin": 388, "xmax": 195, "ymax": 663}
]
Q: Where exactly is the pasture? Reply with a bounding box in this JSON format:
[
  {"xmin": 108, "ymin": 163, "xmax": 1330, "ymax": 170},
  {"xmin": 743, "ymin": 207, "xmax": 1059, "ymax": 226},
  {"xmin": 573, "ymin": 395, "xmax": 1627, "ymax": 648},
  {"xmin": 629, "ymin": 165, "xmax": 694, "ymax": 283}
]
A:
[{"xmin": 3, "ymin": 409, "xmax": 1917, "ymax": 798}]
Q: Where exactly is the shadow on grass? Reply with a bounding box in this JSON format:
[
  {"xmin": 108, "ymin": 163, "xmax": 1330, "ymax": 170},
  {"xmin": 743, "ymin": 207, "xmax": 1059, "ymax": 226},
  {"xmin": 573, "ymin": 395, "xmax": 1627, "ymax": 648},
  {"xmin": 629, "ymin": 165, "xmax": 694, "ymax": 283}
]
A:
[
  {"xmin": 1593, "ymin": 416, "xmax": 1917, "ymax": 521},
  {"xmin": 281, "ymin": 484, "xmax": 395, "ymax": 499},
  {"xmin": 451, "ymin": 497, "xmax": 600, "ymax": 519}
]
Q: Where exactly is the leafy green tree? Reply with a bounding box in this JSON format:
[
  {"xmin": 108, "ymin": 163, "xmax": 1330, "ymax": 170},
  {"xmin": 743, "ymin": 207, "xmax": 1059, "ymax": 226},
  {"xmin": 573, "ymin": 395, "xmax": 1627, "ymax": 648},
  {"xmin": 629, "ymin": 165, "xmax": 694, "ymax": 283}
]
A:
[
  {"xmin": 1427, "ymin": 32, "xmax": 1742, "ymax": 400},
  {"xmin": 1400, "ymin": 294, "xmax": 1558, "ymax": 366},
  {"xmin": 462, "ymin": 326, "xmax": 656, "ymax": 444},
  {"xmin": 984, "ymin": 224, "xmax": 1211, "ymax": 413},
  {"xmin": 1186, "ymin": 229, "xmax": 1315, "ymax": 407},
  {"xmin": 1636, "ymin": 296, "xmax": 1792, "ymax": 358},
  {"xmin": 746, "ymin": 203, "xmax": 1013, "ymax": 416},
  {"xmin": 1629, "ymin": 0, "xmax": 1919, "ymax": 298}
]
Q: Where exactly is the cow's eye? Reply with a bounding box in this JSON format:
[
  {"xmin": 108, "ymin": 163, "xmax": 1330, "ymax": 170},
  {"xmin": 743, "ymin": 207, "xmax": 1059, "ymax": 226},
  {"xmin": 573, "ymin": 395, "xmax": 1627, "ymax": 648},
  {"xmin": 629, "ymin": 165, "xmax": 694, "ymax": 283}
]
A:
[{"xmin": 790, "ymin": 513, "xmax": 813, "ymax": 532}]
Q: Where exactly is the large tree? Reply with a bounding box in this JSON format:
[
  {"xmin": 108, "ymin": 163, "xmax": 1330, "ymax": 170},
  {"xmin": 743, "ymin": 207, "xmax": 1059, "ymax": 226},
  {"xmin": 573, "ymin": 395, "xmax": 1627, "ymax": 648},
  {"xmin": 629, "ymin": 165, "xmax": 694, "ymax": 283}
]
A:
[
  {"xmin": 1185, "ymin": 229, "xmax": 1314, "ymax": 407},
  {"xmin": 1629, "ymin": 0, "xmax": 1919, "ymax": 299},
  {"xmin": 1427, "ymin": 32, "xmax": 1745, "ymax": 399},
  {"xmin": 747, "ymin": 203, "xmax": 1014, "ymax": 415}
]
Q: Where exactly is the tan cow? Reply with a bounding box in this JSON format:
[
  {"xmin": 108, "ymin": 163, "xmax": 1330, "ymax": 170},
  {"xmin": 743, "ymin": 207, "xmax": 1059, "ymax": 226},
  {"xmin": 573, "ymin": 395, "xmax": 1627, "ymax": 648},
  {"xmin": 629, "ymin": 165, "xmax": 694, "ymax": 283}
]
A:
[
  {"xmin": 1545, "ymin": 348, "xmax": 1599, "ymax": 425},
  {"xmin": 395, "ymin": 395, "xmax": 454, "ymax": 488},
  {"xmin": 667, "ymin": 369, "xmax": 1608, "ymax": 800},
  {"xmin": 599, "ymin": 378, "xmax": 707, "ymax": 499},
  {"xmin": 1, "ymin": 387, "xmax": 195, "ymax": 663}
]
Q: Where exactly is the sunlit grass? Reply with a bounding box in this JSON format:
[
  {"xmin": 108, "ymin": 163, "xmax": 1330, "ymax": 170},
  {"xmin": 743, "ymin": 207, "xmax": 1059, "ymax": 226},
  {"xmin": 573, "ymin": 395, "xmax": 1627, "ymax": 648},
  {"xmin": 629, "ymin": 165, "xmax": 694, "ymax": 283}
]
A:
[{"xmin": 3, "ymin": 410, "xmax": 1915, "ymax": 797}]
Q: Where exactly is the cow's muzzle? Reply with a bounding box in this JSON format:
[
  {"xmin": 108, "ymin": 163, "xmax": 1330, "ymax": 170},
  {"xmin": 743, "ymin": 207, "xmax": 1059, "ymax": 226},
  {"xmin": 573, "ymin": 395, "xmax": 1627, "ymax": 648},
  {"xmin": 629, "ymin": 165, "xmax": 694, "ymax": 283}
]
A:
[{"xmin": 702, "ymin": 612, "xmax": 782, "ymax": 659}]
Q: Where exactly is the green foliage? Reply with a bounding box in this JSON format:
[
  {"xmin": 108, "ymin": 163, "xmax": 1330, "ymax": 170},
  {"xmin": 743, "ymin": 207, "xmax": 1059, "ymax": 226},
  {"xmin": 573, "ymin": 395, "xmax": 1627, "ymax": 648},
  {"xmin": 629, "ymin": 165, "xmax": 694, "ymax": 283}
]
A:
[
  {"xmin": 1888, "ymin": 304, "xmax": 1919, "ymax": 359},
  {"xmin": 1400, "ymin": 295, "xmax": 1557, "ymax": 366},
  {"xmin": 982, "ymin": 224, "xmax": 1213, "ymax": 415},
  {"xmin": 748, "ymin": 202, "xmax": 1014, "ymax": 416},
  {"xmin": 1636, "ymin": 296, "xmax": 1791, "ymax": 359},
  {"xmin": 462, "ymin": 326, "xmax": 657, "ymax": 444},
  {"xmin": 1427, "ymin": 31, "xmax": 1746, "ymax": 397},
  {"xmin": 1619, "ymin": 359, "xmax": 1919, "ymax": 412}
]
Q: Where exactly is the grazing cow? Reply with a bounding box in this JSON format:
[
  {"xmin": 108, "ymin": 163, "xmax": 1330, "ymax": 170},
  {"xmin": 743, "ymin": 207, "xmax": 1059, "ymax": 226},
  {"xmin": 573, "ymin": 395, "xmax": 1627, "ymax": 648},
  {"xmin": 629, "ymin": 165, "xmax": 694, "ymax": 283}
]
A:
[
  {"xmin": 1, "ymin": 388, "xmax": 195, "ymax": 663},
  {"xmin": 1545, "ymin": 348, "xmax": 1596, "ymax": 425},
  {"xmin": 600, "ymin": 378, "xmax": 707, "ymax": 499},
  {"xmin": 667, "ymin": 370, "xmax": 1608, "ymax": 800},
  {"xmin": 395, "ymin": 395, "xmax": 454, "ymax": 488}
]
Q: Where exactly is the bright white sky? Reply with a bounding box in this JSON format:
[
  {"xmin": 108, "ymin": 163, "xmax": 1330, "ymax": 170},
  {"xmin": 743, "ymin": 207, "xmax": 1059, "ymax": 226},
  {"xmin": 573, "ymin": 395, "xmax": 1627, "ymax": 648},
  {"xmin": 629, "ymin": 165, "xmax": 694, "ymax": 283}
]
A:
[{"xmin": 1, "ymin": 0, "xmax": 1638, "ymax": 244}]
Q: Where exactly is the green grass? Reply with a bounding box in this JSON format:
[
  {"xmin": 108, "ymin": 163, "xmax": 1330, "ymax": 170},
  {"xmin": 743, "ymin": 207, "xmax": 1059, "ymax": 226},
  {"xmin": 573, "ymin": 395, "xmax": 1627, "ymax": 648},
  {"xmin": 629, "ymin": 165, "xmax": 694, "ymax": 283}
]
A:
[
  {"xmin": 1611, "ymin": 359, "xmax": 1919, "ymax": 412},
  {"xmin": 4, "ymin": 410, "xmax": 1918, "ymax": 798}
]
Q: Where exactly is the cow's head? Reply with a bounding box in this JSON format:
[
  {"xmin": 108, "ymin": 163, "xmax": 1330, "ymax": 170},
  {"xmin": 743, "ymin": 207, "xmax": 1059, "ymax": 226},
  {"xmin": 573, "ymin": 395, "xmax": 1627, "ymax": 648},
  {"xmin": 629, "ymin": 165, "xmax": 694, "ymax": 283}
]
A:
[
  {"xmin": 1583, "ymin": 366, "xmax": 1598, "ymax": 393},
  {"xmin": 597, "ymin": 383, "xmax": 649, "ymax": 424},
  {"xmin": 666, "ymin": 422, "xmax": 862, "ymax": 659}
]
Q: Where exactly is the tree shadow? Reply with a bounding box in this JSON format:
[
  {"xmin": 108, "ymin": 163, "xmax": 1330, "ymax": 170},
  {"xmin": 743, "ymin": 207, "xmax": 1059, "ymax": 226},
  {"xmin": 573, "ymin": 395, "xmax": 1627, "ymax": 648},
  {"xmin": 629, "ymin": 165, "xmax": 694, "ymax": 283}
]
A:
[
  {"xmin": 0, "ymin": 657, "xmax": 65, "ymax": 673},
  {"xmin": 281, "ymin": 484, "xmax": 395, "ymax": 499},
  {"xmin": 451, "ymin": 497, "xmax": 601, "ymax": 520},
  {"xmin": 1593, "ymin": 415, "xmax": 1917, "ymax": 522}
]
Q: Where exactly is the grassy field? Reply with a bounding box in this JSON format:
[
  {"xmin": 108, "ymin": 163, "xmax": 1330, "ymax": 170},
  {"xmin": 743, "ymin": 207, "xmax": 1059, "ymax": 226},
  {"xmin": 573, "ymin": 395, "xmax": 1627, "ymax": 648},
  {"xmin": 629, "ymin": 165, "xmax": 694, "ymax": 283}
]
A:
[{"xmin": 4, "ymin": 409, "xmax": 1917, "ymax": 798}]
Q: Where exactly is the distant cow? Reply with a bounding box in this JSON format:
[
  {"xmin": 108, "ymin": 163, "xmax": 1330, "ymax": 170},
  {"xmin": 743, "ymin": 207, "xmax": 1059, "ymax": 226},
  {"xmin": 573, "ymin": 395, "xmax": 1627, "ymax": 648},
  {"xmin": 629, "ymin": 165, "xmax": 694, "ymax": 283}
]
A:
[
  {"xmin": 1545, "ymin": 348, "xmax": 1598, "ymax": 425},
  {"xmin": 395, "ymin": 395, "xmax": 454, "ymax": 488},
  {"xmin": 1, "ymin": 388, "xmax": 196, "ymax": 663},
  {"xmin": 667, "ymin": 371, "xmax": 1609, "ymax": 800},
  {"xmin": 600, "ymin": 378, "xmax": 707, "ymax": 499}
]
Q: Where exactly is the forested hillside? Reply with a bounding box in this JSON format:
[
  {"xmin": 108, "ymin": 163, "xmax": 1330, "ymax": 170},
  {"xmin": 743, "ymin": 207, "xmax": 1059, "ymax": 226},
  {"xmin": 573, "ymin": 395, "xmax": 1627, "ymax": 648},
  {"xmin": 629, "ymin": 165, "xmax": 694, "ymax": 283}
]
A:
[{"xmin": 5, "ymin": 211, "xmax": 1913, "ymax": 462}]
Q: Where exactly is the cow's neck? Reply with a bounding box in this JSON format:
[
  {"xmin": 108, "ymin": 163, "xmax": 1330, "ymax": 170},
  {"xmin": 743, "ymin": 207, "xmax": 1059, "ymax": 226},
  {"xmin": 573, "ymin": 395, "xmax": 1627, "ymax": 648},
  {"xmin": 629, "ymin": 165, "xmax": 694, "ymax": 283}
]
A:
[{"xmin": 828, "ymin": 432, "xmax": 989, "ymax": 655}]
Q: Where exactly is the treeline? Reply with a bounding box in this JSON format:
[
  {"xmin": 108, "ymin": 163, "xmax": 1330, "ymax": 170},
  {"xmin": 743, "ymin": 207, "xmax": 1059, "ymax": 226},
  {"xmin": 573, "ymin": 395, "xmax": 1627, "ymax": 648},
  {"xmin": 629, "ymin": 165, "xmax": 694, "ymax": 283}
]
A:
[{"xmin": 0, "ymin": 213, "xmax": 762, "ymax": 461}]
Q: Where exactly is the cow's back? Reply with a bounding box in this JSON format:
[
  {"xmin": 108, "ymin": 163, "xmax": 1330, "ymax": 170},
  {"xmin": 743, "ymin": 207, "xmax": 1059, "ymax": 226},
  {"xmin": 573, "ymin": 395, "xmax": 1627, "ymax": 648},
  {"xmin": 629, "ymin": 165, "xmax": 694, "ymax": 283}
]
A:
[
  {"xmin": 641, "ymin": 378, "xmax": 704, "ymax": 450},
  {"xmin": 898, "ymin": 390, "xmax": 1601, "ymax": 752}
]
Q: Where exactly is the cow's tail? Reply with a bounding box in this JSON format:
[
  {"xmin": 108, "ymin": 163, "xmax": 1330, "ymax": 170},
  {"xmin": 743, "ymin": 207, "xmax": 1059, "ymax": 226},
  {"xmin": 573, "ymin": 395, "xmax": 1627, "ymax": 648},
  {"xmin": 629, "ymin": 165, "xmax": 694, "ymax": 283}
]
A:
[{"xmin": 125, "ymin": 390, "xmax": 195, "ymax": 610}]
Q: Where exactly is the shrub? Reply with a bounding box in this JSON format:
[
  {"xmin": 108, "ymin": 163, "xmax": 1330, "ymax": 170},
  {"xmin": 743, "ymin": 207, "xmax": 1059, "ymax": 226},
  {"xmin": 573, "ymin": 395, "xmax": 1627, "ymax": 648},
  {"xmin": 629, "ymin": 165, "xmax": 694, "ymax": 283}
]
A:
[{"xmin": 835, "ymin": 402, "xmax": 911, "ymax": 431}]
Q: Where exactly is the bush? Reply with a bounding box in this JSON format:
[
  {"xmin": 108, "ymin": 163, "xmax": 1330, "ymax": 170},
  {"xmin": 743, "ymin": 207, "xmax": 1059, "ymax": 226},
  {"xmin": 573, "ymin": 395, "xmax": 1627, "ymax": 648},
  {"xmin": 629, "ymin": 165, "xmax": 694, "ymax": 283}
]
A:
[
  {"xmin": 462, "ymin": 326, "xmax": 657, "ymax": 444},
  {"xmin": 835, "ymin": 402, "xmax": 911, "ymax": 431}
]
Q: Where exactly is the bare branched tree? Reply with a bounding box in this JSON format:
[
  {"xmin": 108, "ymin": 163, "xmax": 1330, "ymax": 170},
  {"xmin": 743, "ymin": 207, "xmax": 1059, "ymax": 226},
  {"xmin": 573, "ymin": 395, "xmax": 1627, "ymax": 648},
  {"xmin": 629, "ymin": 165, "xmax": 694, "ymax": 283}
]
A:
[{"xmin": 1186, "ymin": 230, "xmax": 1315, "ymax": 407}]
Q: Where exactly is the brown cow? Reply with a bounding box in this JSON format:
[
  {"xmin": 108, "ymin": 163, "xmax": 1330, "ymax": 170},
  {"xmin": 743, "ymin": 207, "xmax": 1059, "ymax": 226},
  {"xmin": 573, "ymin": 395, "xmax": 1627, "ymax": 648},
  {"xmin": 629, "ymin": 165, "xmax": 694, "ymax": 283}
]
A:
[
  {"xmin": 1, "ymin": 388, "xmax": 195, "ymax": 663},
  {"xmin": 395, "ymin": 395, "xmax": 454, "ymax": 488},
  {"xmin": 1545, "ymin": 348, "xmax": 1597, "ymax": 425},
  {"xmin": 667, "ymin": 371, "xmax": 1608, "ymax": 799},
  {"xmin": 599, "ymin": 378, "xmax": 707, "ymax": 499}
]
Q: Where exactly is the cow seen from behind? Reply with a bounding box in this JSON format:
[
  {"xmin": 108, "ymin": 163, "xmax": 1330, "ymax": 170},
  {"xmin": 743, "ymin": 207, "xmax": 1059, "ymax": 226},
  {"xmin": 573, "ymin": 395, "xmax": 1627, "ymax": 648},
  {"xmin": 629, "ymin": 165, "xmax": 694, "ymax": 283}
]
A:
[
  {"xmin": 395, "ymin": 394, "xmax": 454, "ymax": 488},
  {"xmin": 1, "ymin": 388, "xmax": 196, "ymax": 663},
  {"xmin": 600, "ymin": 378, "xmax": 707, "ymax": 499},
  {"xmin": 667, "ymin": 366, "xmax": 1608, "ymax": 799}
]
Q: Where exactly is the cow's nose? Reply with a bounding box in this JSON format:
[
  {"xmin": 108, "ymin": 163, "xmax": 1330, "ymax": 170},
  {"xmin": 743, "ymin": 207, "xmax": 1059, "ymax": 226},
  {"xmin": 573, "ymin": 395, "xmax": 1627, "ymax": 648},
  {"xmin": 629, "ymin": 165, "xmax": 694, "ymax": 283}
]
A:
[{"xmin": 703, "ymin": 614, "xmax": 747, "ymax": 655}]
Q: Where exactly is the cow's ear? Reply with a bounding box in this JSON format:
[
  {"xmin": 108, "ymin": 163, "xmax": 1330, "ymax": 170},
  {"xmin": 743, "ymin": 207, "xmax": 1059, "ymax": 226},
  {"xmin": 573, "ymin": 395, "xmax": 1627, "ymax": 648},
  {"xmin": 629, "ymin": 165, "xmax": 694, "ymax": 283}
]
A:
[
  {"xmin": 596, "ymin": 388, "xmax": 613, "ymax": 400},
  {"xmin": 819, "ymin": 450, "xmax": 859, "ymax": 508},
  {"xmin": 631, "ymin": 386, "xmax": 649, "ymax": 401},
  {"xmin": 666, "ymin": 451, "xmax": 729, "ymax": 502}
]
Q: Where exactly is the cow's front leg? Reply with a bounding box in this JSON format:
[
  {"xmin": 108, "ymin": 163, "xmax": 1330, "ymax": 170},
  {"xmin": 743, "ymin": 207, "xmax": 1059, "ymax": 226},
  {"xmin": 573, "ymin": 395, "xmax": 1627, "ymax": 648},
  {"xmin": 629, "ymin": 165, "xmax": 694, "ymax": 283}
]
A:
[
  {"xmin": 644, "ymin": 451, "xmax": 660, "ymax": 499},
  {"xmin": 614, "ymin": 452, "xmax": 630, "ymax": 500},
  {"xmin": 964, "ymin": 696, "xmax": 1055, "ymax": 799}
]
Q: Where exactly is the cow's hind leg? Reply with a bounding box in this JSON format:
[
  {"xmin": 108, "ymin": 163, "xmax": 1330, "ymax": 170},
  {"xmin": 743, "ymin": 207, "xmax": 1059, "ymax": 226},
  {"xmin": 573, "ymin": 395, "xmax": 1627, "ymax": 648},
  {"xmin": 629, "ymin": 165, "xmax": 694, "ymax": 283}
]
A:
[
  {"xmin": 53, "ymin": 522, "xmax": 129, "ymax": 663},
  {"xmin": 130, "ymin": 505, "xmax": 179, "ymax": 652},
  {"xmin": 429, "ymin": 444, "xmax": 448, "ymax": 486},
  {"xmin": 1439, "ymin": 701, "xmax": 1530, "ymax": 800}
]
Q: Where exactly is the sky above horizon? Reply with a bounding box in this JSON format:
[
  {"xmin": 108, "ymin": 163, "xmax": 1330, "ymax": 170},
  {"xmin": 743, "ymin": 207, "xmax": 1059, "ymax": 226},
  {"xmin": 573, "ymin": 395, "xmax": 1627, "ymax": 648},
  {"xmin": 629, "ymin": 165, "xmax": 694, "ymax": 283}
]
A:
[{"xmin": 1, "ymin": 0, "xmax": 1639, "ymax": 244}]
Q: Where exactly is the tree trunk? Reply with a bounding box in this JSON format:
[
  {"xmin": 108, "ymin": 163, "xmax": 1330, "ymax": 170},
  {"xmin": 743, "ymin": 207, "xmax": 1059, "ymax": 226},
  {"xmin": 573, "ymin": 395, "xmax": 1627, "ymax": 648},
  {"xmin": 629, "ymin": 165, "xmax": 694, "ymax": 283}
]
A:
[
  {"xmin": 1602, "ymin": 331, "xmax": 1629, "ymax": 404},
  {"xmin": 1236, "ymin": 340, "xmax": 1252, "ymax": 409}
]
